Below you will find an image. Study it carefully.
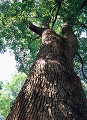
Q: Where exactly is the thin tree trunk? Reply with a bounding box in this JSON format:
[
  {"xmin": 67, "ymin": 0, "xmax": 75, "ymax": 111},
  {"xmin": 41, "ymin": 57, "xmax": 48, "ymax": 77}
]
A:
[{"xmin": 6, "ymin": 27, "xmax": 87, "ymax": 120}]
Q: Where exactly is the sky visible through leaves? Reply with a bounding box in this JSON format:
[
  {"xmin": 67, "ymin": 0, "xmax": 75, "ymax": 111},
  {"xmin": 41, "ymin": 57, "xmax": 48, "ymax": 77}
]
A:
[{"xmin": 0, "ymin": 49, "xmax": 17, "ymax": 83}]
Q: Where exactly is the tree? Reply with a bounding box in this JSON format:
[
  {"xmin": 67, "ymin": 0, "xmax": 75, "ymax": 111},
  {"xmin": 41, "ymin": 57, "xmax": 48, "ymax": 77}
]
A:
[
  {"xmin": 0, "ymin": 0, "xmax": 87, "ymax": 119},
  {"xmin": 0, "ymin": 73, "xmax": 27, "ymax": 118}
]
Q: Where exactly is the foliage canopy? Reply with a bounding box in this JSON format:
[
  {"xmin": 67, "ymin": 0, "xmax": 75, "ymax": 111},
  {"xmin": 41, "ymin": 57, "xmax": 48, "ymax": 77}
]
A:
[
  {"xmin": 0, "ymin": 73, "xmax": 27, "ymax": 118},
  {"xmin": 0, "ymin": 0, "xmax": 87, "ymax": 80}
]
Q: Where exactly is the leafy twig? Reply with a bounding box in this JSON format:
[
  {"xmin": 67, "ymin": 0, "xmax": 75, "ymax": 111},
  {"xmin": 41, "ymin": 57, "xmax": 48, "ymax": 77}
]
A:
[
  {"xmin": 33, "ymin": 35, "xmax": 40, "ymax": 40},
  {"xmin": 64, "ymin": 0, "xmax": 87, "ymax": 23}
]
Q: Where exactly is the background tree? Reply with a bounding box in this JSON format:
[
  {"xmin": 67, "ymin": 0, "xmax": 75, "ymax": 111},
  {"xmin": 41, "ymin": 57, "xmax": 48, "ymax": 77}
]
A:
[
  {"xmin": 0, "ymin": 73, "xmax": 27, "ymax": 118},
  {"xmin": 0, "ymin": 0, "xmax": 87, "ymax": 119}
]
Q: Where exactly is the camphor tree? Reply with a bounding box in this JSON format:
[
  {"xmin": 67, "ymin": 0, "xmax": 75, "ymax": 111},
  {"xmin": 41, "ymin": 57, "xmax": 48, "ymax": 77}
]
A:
[{"xmin": 0, "ymin": 0, "xmax": 87, "ymax": 119}]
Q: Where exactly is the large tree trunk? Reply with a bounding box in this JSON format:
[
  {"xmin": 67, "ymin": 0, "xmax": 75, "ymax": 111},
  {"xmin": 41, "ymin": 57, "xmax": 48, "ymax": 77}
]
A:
[{"xmin": 6, "ymin": 27, "xmax": 87, "ymax": 120}]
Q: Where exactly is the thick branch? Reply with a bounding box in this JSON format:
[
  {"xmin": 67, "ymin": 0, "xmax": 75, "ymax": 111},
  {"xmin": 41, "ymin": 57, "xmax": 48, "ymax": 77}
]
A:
[
  {"xmin": 28, "ymin": 21, "xmax": 43, "ymax": 36},
  {"xmin": 51, "ymin": 0, "xmax": 63, "ymax": 29},
  {"xmin": 23, "ymin": 20, "xmax": 43, "ymax": 36}
]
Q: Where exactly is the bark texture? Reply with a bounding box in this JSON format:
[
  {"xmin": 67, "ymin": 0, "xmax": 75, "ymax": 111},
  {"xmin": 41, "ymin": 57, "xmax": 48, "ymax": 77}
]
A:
[{"xmin": 6, "ymin": 28, "xmax": 87, "ymax": 120}]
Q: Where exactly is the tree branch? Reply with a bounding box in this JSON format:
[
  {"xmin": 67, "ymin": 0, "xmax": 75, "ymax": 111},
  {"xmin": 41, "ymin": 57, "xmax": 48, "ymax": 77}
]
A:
[
  {"xmin": 48, "ymin": 4, "xmax": 58, "ymax": 25},
  {"xmin": 80, "ymin": 0, "xmax": 87, "ymax": 9},
  {"xmin": 64, "ymin": 0, "xmax": 87, "ymax": 24},
  {"xmin": 51, "ymin": 0, "xmax": 63, "ymax": 29},
  {"xmin": 73, "ymin": 21, "xmax": 87, "ymax": 29},
  {"xmin": 77, "ymin": 52, "xmax": 87, "ymax": 79},
  {"xmin": 23, "ymin": 20, "xmax": 43, "ymax": 36},
  {"xmin": 33, "ymin": 35, "xmax": 40, "ymax": 40},
  {"xmin": 28, "ymin": 21, "xmax": 43, "ymax": 36}
]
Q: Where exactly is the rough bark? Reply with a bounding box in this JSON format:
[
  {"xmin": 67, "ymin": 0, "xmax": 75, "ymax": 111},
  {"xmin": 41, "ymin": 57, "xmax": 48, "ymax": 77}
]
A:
[
  {"xmin": 62, "ymin": 21, "xmax": 78, "ymax": 68},
  {"xmin": 6, "ymin": 25, "xmax": 87, "ymax": 119}
]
